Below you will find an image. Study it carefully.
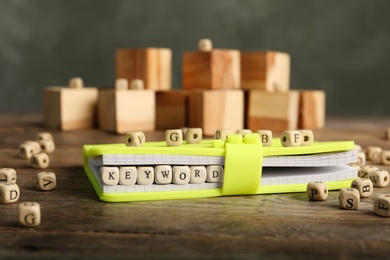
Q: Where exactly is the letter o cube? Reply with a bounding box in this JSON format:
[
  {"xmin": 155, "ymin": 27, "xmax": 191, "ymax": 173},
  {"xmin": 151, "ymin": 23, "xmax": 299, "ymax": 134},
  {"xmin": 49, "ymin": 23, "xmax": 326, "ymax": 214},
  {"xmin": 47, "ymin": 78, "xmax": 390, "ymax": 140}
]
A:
[
  {"xmin": 306, "ymin": 181, "xmax": 328, "ymax": 201},
  {"xmin": 37, "ymin": 172, "xmax": 57, "ymax": 191},
  {"xmin": 0, "ymin": 183, "xmax": 20, "ymax": 203},
  {"xmin": 280, "ymin": 130, "xmax": 303, "ymax": 147},
  {"xmin": 339, "ymin": 188, "xmax": 360, "ymax": 210},
  {"xmin": 172, "ymin": 166, "xmax": 190, "ymax": 184},
  {"xmin": 165, "ymin": 129, "xmax": 183, "ymax": 146},
  {"xmin": 185, "ymin": 128, "xmax": 202, "ymax": 144},
  {"xmin": 351, "ymin": 178, "xmax": 373, "ymax": 198},
  {"xmin": 19, "ymin": 202, "xmax": 41, "ymax": 227},
  {"xmin": 125, "ymin": 131, "xmax": 146, "ymax": 147},
  {"xmin": 374, "ymin": 194, "xmax": 390, "ymax": 217}
]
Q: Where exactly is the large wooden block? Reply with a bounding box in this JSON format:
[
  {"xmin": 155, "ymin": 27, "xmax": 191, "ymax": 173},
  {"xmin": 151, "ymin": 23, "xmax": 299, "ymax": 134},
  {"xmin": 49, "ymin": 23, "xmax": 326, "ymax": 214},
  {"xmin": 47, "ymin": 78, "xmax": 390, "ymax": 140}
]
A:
[
  {"xmin": 183, "ymin": 49, "xmax": 240, "ymax": 90},
  {"xmin": 246, "ymin": 90, "xmax": 299, "ymax": 132},
  {"xmin": 298, "ymin": 90, "xmax": 325, "ymax": 129},
  {"xmin": 116, "ymin": 48, "xmax": 172, "ymax": 90},
  {"xmin": 98, "ymin": 88, "xmax": 155, "ymax": 134},
  {"xmin": 155, "ymin": 90, "xmax": 188, "ymax": 130},
  {"xmin": 241, "ymin": 51, "xmax": 290, "ymax": 92},
  {"xmin": 43, "ymin": 83, "xmax": 98, "ymax": 130},
  {"xmin": 188, "ymin": 90, "xmax": 244, "ymax": 136}
]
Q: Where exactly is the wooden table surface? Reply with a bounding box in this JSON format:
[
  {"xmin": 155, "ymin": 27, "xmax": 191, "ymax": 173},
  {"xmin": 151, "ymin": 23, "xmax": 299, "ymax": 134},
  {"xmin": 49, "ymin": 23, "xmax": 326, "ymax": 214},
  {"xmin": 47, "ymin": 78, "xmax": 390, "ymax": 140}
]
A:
[{"xmin": 1, "ymin": 113, "xmax": 390, "ymax": 259}]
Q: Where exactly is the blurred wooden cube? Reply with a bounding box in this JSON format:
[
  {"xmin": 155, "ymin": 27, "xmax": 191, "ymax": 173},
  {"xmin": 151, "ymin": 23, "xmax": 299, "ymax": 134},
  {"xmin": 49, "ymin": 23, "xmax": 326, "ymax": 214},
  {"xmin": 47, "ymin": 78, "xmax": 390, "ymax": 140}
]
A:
[
  {"xmin": 188, "ymin": 89, "xmax": 244, "ymax": 136},
  {"xmin": 116, "ymin": 48, "xmax": 172, "ymax": 90},
  {"xmin": 298, "ymin": 90, "xmax": 325, "ymax": 129},
  {"xmin": 241, "ymin": 51, "xmax": 290, "ymax": 92},
  {"xmin": 43, "ymin": 87, "xmax": 98, "ymax": 130},
  {"xmin": 156, "ymin": 90, "xmax": 189, "ymax": 130},
  {"xmin": 98, "ymin": 88, "xmax": 155, "ymax": 134},
  {"xmin": 246, "ymin": 90, "xmax": 299, "ymax": 132},
  {"xmin": 183, "ymin": 49, "xmax": 240, "ymax": 90}
]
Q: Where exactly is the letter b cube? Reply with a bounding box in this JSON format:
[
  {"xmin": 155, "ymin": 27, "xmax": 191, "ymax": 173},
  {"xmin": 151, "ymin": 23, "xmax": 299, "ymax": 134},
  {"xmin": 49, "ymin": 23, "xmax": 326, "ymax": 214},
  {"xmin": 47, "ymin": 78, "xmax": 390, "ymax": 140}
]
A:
[
  {"xmin": 351, "ymin": 178, "xmax": 373, "ymax": 198},
  {"xmin": 306, "ymin": 181, "xmax": 328, "ymax": 201}
]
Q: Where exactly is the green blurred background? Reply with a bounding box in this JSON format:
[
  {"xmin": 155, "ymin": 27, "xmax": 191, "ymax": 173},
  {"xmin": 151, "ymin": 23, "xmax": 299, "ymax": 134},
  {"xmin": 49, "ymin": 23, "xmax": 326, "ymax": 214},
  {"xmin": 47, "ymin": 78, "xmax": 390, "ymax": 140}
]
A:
[{"xmin": 0, "ymin": 0, "xmax": 389, "ymax": 115}]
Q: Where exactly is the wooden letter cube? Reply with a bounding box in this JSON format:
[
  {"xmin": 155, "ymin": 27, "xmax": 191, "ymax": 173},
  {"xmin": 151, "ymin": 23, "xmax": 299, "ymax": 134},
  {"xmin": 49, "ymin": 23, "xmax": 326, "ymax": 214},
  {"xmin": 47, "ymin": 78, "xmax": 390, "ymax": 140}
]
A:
[
  {"xmin": 183, "ymin": 49, "xmax": 240, "ymax": 90},
  {"xmin": 30, "ymin": 153, "xmax": 50, "ymax": 169},
  {"xmin": 214, "ymin": 129, "xmax": 234, "ymax": 140},
  {"xmin": 185, "ymin": 128, "xmax": 202, "ymax": 144},
  {"xmin": 358, "ymin": 165, "xmax": 379, "ymax": 178},
  {"xmin": 299, "ymin": 130, "xmax": 314, "ymax": 146},
  {"xmin": 165, "ymin": 129, "xmax": 183, "ymax": 146},
  {"xmin": 136, "ymin": 166, "xmax": 154, "ymax": 185},
  {"xmin": 357, "ymin": 151, "xmax": 366, "ymax": 166},
  {"xmin": 19, "ymin": 202, "xmax": 41, "ymax": 227},
  {"xmin": 351, "ymin": 178, "xmax": 373, "ymax": 198},
  {"xmin": 172, "ymin": 166, "xmax": 190, "ymax": 185},
  {"xmin": 37, "ymin": 172, "xmax": 57, "ymax": 191},
  {"xmin": 154, "ymin": 165, "xmax": 172, "ymax": 184},
  {"xmin": 0, "ymin": 183, "xmax": 20, "ymax": 203},
  {"xmin": 368, "ymin": 169, "xmax": 389, "ymax": 188},
  {"xmin": 339, "ymin": 188, "xmax": 360, "ymax": 210},
  {"xmin": 366, "ymin": 146, "xmax": 382, "ymax": 163},
  {"xmin": 241, "ymin": 51, "xmax": 290, "ymax": 92},
  {"xmin": 37, "ymin": 132, "xmax": 53, "ymax": 142},
  {"xmin": 306, "ymin": 181, "xmax": 328, "ymax": 201},
  {"xmin": 189, "ymin": 90, "xmax": 244, "ymax": 136},
  {"xmin": 116, "ymin": 48, "xmax": 172, "ymax": 90},
  {"xmin": 381, "ymin": 150, "xmax": 390, "ymax": 166},
  {"xmin": 246, "ymin": 90, "xmax": 299, "ymax": 132},
  {"xmin": 130, "ymin": 79, "xmax": 145, "ymax": 90},
  {"xmin": 257, "ymin": 130, "xmax": 272, "ymax": 147},
  {"xmin": 189, "ymin": 166, "xmax": 207, "ymax": 184},
  {"xmin": 100, "ymin": 167, "xmax": 119, "ymax": 186},
  {"xmin": 39, "ymin": 140, "xmax": 55, "ymax": 153},
  {"xmin": 206, "ymin": 165, "xmax": 224, "ymax": 183},
  {"xmin": 98, "ymin": 88, "xmax": 155, "ymax": 134},
  {"xmin": 19, "ymin": 142, "xmax": 40, "ymax": 159},
  {"xmin": 155, "ymin": 90, "xmax": 189, "ymax": 130},
  {"xmin": 198, "ymin": 38, "xmax": 213, "ymax": 52},
  {"xmin": 236, "ymin": 129, "xmax": 252, "ymax": 137},
  {"xmin": 125, "ymin": 132, "xmax": 146, "ymax": 147},
  {"xmin": 374, "ymin": 194, "xmax": 390, "ymax": 217},
  {"xmin": 119, "ymin": 166, "xmax": 137, "ymax": 185},
  {"xmin": 280, "ymin": 131, "xmax": 303, "ymax": 147},
  {"xmin": 115, "ymin": 78, "xmax": 129, "ymax": 90},
  {"xmin": 298, "ymin": 90, "xmax": 325, "ymax": 129},
  {"xmin": 0, "ymin": 168, "xmax": 17, "ymax": 184},
  {"xmin": 69, "ymin": 77, "xmax": 83, "ymax": 89}
]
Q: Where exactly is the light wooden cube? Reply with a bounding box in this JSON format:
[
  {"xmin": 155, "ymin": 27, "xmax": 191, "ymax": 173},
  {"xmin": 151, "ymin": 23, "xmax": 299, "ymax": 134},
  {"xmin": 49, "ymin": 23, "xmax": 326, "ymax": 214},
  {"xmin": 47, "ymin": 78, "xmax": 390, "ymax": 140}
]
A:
[
  {"xmin": 299, "ymin": 130, "xmax": 314, "ymax": 146},
  {"xmin": 39, "ymin": 140, "xmax": 55, "ymax": 153},
  {"xmin": 214, "ymin": 129, "xmax": 235, "ymax": 140},
  {"xmin": 189, "ymin": 166, "xmax": 207, "ymax": 184},
  {"xmin": 246, "ymin": 90, "xmax": 299, "ymax": 133},
  {"xmin": 206, "ymin": 165, "xmax": 224, "ymax": 183},
  {"xmin": 100, "ymin": 167, "xmax": 119, "ymax": 186},
  {"xmin": 188, "ymin": 89, "xmax": 244, "ymax": 136},
  {"xmin": 125, "ymin": 132, "xmax": 146, "ymax": 147},
  {"xmin": 165, "ymin": 129, "xmax": 183, "ymax": 146},
  {"xmin": 154, "ymin": 165, "xmax": 172, "ymax": 184},
  {"xmin": 130, "ymin": 79, "xmax": 145, "ymax": 90},
  {"xmin": 156, "ymin": 90, "xmax": 189, "ymax": 130},
  {"xmin": 280, "ymin": 130, "xmax": 303, "ymax": 147},
  {"xmin": 236, "ymin": 129, "xmax": 252, "ymax": 137},
  {"xmin": 381, "ymin": 150, "xmax": 390, "ymax": 166},
  {"xmin": 69, "ymin": 77, "xmax": 83, "ymax": 89},
  {"xmin": 257, "ymin": 130, "xmax": 272, "ymax": 147},
  {"xmin": 115, "ymin": 78, "xmax": 129, "ymax": 90},
  {"xmin": 116, "ymin": 48, "xmax": 172, "ymax": 90},
  {"xmin": 0, "ymin": 183, "xmax": 20, "ymax": 203},
  {"xmin": 374, "ymin": 194, "xmax": 390, "ymax": 217},
  {"xmin": 183, "ymin": 49, "xmax": 240, "ymax": 90},
  {"xmin": 43, "ymin": 84, "xmax": 98, "ymax": 130},
  {"xmin": 298, "ymin": 90, "xmax": 325, "ymax": 129},
  {"xmin": 30, "ymin": 153, "xmax": 49, "ymax": 169},
  {"xmin": 19, "ymin": 202, "xmax": 41, "ymax": 227},
  {"xmin": 366, "ymin": 146, "xmax": 382, "ymax": 163},
  {"xmin": 0, "ymin": 168, "xmax": 17, "ymax": 184},
  {"xmin": 358, "ymin": 165, "xmax": 379, "ymax": 178},
  {"xmin": 185, "ymin": 128, "xmax": 203, "ymax": 144},
  {"xmin": 172, "ymin": 166, "xmax": 190, "ymax": 185},
  {"xmin": 119, "ymin": 166, "xmax": 137, "ymax": 185},
  {"xmin": 198, "ymin": 38, "xmax": 213, "ymax": 52},
  {"xmin": 19, "ymin": 142, "xmax": 41, "ymax": 159},
  {"xmin": 339, "ymin": 188, "xmax": 360, "ymax": 210},
  {"xmin": 37, "ymin": 172, "xmax": 57, "ymax": 191},
  {"xmin": 368, "ymin": 169, "xmax": 389, "ymax": 188},
  {"xmin": 98, "ymin": 88, "xmax": 155, "ymax": 134},
  {"xmin": 351, "ymin": 178, "xmax": 373, "ymax": 198},
  {"xmin": 37, "ymin": 132, "xmax": 53, "ymax": 142},
  {"xmin": 355, "ymin": 144, "xmax": 362, "ymax": 151},
  {"xmin": 136, "ymin": 166, "xmax": 154, "ymax": 185},
  {"xmin": 241, "ymin": 51, "xmax": 290, "ymax": 92},
  {"xmin": 357, "ymin": 151, "xmax": 366, "ymax": 166},
  {"xmin": 306, "ymin": 181, "xmax": 328, "ymax": 201}
]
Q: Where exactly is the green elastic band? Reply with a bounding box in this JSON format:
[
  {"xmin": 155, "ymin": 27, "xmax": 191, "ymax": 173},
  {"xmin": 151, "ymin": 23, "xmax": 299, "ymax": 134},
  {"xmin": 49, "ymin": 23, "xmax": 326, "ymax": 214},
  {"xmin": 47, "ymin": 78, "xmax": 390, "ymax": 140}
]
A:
[{"xmin": 222, "ymin": 133, "xmax": 263, "ymax": 196}]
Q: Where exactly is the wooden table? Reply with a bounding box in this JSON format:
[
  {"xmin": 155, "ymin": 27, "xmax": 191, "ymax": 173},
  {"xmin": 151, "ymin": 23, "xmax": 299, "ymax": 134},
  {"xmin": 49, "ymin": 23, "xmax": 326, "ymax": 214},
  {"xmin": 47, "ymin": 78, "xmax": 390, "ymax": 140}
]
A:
[{"xmin": 1, "ymin": 113, "xmax": 390, "ymax": 259}]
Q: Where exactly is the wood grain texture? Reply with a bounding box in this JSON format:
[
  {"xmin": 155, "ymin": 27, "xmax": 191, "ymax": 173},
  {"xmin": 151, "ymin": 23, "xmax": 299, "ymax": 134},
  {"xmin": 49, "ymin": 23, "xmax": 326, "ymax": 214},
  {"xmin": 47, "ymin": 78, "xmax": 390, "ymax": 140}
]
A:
[
  {"xmin": 155, "ymin": 90, "xmax": 189, "ymax": 130},
  {"xmin": 1, "ymin": 113, "xmax": 390, "ymax": 258},
  {"xmin": 183, "ymin": 49, "xmax": 240, "ymax": 90},
  {"xmin": 299, "ymin": 90, "xmax": 326, "ymax": 129}
]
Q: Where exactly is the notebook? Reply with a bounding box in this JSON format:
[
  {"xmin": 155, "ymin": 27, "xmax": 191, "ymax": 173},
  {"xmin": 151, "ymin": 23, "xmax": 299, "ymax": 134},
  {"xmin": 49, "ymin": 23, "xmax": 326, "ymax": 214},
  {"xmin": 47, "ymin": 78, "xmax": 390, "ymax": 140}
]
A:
[{"xmin": 83, "ymin": 134, "xmax": 357, "ymax": 202}]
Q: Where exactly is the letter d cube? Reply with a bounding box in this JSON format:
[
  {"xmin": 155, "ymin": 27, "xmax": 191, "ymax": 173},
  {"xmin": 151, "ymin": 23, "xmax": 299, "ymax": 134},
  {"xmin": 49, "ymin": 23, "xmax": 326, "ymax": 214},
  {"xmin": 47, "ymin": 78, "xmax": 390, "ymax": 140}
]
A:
[
  {"xmin": 0, "ymin": 183, "xmax": 20, "ymax": 203},
  {"xmin": 306, "ymin": 181, "xmax": 328, "ymax": 201},
  {"xmin": 374, "ymin": 194, "xmax": 390, "ymax": 217},
  {"xmin": 19, "ymin": 202, "xmax": 41, "ymax": 227}
]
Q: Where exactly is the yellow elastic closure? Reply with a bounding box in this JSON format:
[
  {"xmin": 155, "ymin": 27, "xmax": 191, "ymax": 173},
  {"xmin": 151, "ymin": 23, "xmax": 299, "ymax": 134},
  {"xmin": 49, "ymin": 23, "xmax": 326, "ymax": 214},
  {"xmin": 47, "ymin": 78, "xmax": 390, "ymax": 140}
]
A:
[{"xmin": 222, "ymin": 134, "xmax": 263, "ymax": 196}]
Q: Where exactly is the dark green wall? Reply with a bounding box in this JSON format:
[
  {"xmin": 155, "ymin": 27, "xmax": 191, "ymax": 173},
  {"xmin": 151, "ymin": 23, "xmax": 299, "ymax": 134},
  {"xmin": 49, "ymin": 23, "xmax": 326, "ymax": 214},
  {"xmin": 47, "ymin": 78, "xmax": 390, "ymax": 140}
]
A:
[{"xmin": 1, "ymin": 0, "xmax": 389, "ymax": 115}]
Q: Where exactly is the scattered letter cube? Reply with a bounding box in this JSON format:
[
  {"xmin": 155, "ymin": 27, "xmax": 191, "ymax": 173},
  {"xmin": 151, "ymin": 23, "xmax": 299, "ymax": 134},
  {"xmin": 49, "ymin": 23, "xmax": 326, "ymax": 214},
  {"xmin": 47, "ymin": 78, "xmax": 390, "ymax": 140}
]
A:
[
  {"xmin": 19, "ymin": 202, "xmax": 41, "ymax": 227},
  {"xmin": 339, "ymin": 188, "xmax": 360, "ymax": 210},
  {"xmin": 306, "ymin": 181, "xmax": 328, "ymax": 201},
  {"xmin": 166, "ymin": 129, "xmax": 183, "ymax": 146},
  {"xmin": 37, "ymin": 172, "xmax": 57, "ymax": 191},
  {"xmin": 0, "ymin": 183, "xmax": 20, "ymax": 203},
  {"xmin": 374, "ymin": 194, "xmax": 390, "ymax": 217},
  {"xmin": 368, "ymin": 169, "xmax": 389, "ymax": 188},
  {"xmin": 30, "ymin": 153, "xmax": 50, "ymax": 169},
  {"xmin": 0, "ymin": 168, "xmax": 17, "ymax": 184},
  {"xmin": 351, "ymin": 178, "xmax": 373, "ymax": 198},
  {"xmin": 125, "ymin": 132, "xmax": 146, "ymax": 147}
]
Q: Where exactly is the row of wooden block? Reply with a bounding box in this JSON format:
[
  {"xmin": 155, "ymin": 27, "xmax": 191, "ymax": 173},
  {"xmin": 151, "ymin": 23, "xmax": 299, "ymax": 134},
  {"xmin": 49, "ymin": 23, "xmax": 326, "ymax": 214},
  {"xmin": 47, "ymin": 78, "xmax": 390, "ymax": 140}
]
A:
[
  {"xmin": 43, "ymin": 86, "xmax": 324, "ymax": 135},
  {"xmin": 116, "ymin": 47, "xmax": 291, "ymax": 92},
  {"xmin": 100, "ymin": 165, "xmax": 224, "ymax": 186}
]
